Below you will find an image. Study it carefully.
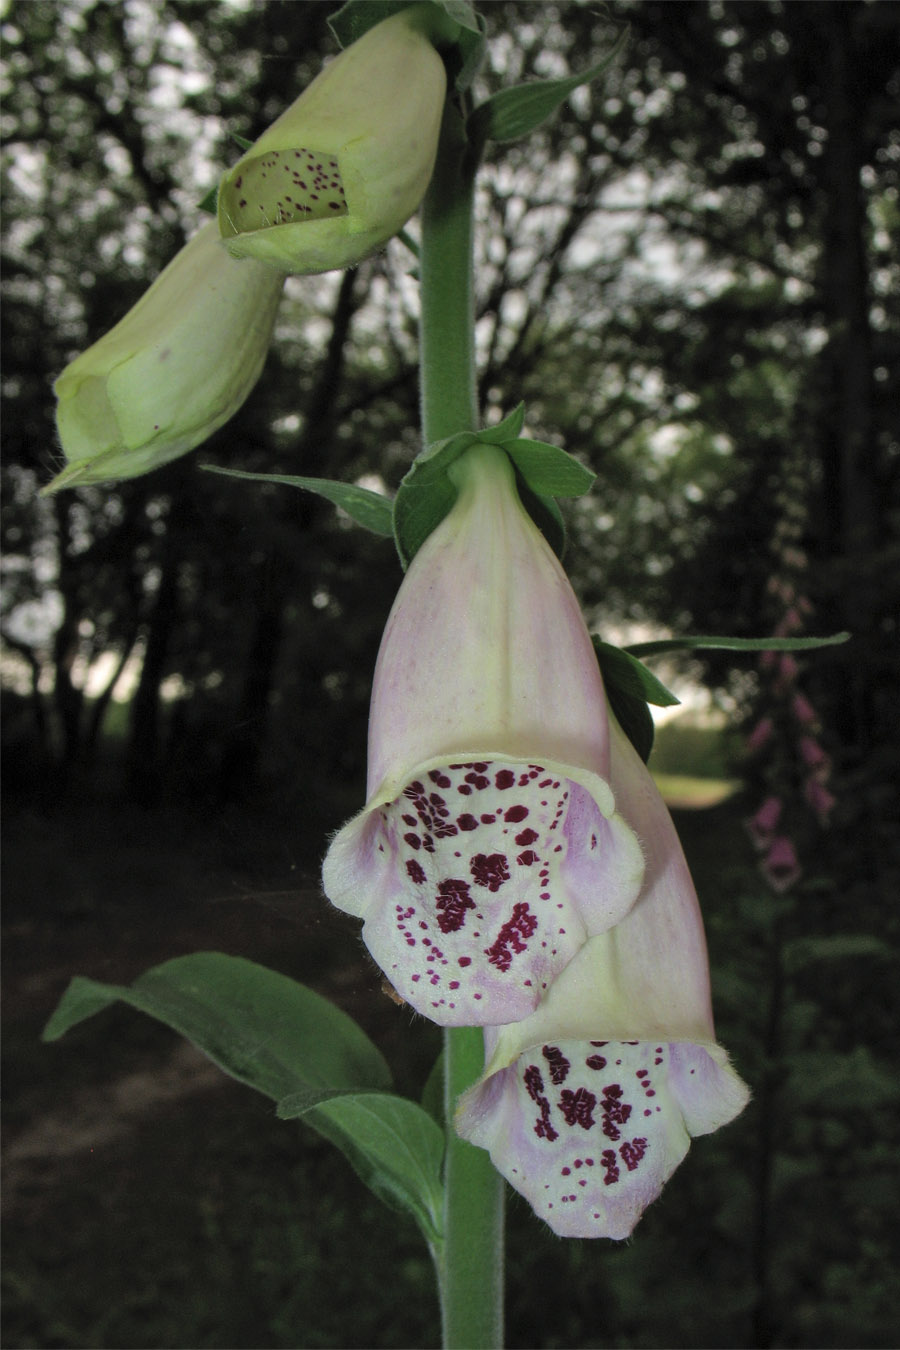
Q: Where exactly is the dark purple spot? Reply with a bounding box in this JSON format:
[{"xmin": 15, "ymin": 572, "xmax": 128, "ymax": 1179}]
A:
[
  {"xmin": 471, "ymin": 852, "xmax": 510, "ymax": 892},
  {"xmin": 435, "ymin": 879, "xmax": 475, "ymax": 934},
  {"xmin": 485, "ymin": 902, "xmax": 538, "ymax": 971},
  {"xmin": 620, "ymin": 1137, "xmax": 648, "ymax": 1171},
  {"xmin": 542, "ymin": 1045, "xmax": 571, "ymax": 1085},
  {"xmin": 558, "ymin": 1086, "xmax": 596, "ymax": 1129}
]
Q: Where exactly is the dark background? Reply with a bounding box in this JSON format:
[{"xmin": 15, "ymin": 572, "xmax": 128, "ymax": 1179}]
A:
[{"xmin": 2, "ymin": 2, "xmax": 898, "ymax": 1346}]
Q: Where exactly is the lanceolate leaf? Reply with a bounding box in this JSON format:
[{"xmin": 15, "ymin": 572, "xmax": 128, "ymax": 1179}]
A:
[
  {"xmin": 278, "ymin": 1090, "xmax": 445, "ymax": 1246},
  {"xmin": 592, "ymin": 638, "xmax": 679, "ymax": 764},
  {"xmin": 468, "ymin": 25, "xmax": 628, "ymax": 145},
  {"xmin": 201, "ymin": 465, "xmax": 395, "ymax": 537},
  {"xmin": 594, "ymin": 640, "xmax": 681, "ymax": 708},
  {"xmin": 44, "ymin": 955, "xmax": 447, "ymax": 1243},
  {"xmin": 627, "ymin": 632, "xmax": 851, "ymax": 658},
  {"xmin": 42, "ymin": 953, "xmax": 391, "ymax": 1099}
]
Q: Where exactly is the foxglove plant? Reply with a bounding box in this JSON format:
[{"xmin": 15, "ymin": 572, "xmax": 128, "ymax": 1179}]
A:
[
  {"xmin": 322, "ymin": 443, "xmax": 645, "ymax": 1026},
  {"xmin": 42, "ymin": 6, "xmax": 846, "ymax": 1343}
]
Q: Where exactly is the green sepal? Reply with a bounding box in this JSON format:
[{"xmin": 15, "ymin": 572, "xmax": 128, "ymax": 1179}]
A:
[
  {"xmin": 513, "ymin": 474, "xmax": 567, "ymax": 560},
  {"xmin": 278, "ymin": 1089, "xmax": 445, "ymax": 1247},
  {"xmin": 468, "ymin": 24, "xmax": 628, "ymax": 146},
  {"xmin": 197, "ymin": 185, "xmax": 219, "ymax": 216},
  {"xmin": 592, "ymin": 637, "xmax": 678, "ymax": 764},
  {"xmin": 328, "ymin": 0, "xmax": 485, "ymax": 92},
  {"xmin": 42, "ymin": 953, "xmax": 392, "ymax": 1099},
  {"xmin": 504, "ymin": 438, "xmax": 595, "ymax": 497},
  {"xmin": 477, "ymin": 402, "xmax": 526, "ymax": 443},
  {"xmin": 392, "ymin": 430, "xmax": 478, "ymax": 567},
  {"xmin": 392, "ymin": 409, "xmax": 594, "ymax": 567},
  {"xmin": 627, "ymin": 632, "xmax": 851, "ymax": 658},
  {"xmin": 201, "ymin": 464, "xmax": 394, "ymax": 537}
]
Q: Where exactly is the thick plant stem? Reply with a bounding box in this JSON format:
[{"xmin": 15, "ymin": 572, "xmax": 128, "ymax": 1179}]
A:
[
  {"xmin": 417, "ymin": 101, "xmax": 505, "ymax": 1349},
  {"xmin": 440, "ymin": 1026, "xmax": 505, "ymax": 1349},
  {"xmin": 419, "ymin": 104, "xmax": 479, "ymax": 442}
]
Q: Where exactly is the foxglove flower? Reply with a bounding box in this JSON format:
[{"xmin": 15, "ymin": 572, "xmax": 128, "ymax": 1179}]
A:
[
  {"xmin": 217, "ymin": 6, "xmax": 446, "ymax": 274},
  {"xmin": 323, "ymin": 444, "xmax": 644, "ymax": 1026},
  {"xmin": 762, "ymin": 836, "xmax": 801, "ymax": 892},
  {"xmin": 455, "ymin": 713, "xmax": 750, "ymax": 1239},
  {"xmin": 48, "ymin": 222, "xmax": 284, "ymax": 492}
]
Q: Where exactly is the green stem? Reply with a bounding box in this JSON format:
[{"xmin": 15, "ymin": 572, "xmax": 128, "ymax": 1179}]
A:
[
  {"xmin": 417, "ymin": 99, "xmax": 505, "ymax": 1349},
  {"xmin": 419, "ymin": 103, "xmax": 479, "ymax": 442},
  {"xmin": 440, "ymin": 1026, "xmax": 505, "ymax": 1349}
]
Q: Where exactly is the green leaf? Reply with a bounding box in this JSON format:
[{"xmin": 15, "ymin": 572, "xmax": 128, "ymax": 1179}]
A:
[
  {"xmin": 783, "ymin": 934, "xmax": 895, "ymax": 974},
  {"xmin": 784, "ymin": 1047, "xmax": 900, "ymax": 1110},
  {"xmin": 43, "ymin": 953, "xmax": 392, "ymax": 1100},
  {"xmin": 230, "ymin": 132, "xmax": 254, "ymax": 152},
  {"xmin": 593, "ymin": 640, "xmax": 681, "ymax": 707},
  {"xmin": 468, "ymin": 25, "xmax": 628, "ymax": 145},
  {"xmin": 201, "ymin": 465, "xmax": 394, "ymax": 537},
  {"xmin": 279, "ymin": 1089, "xmax": 446, "ymax": 1246},
  {"xmin": 627, "ymin": 632, "xmax": 851, "ymax": 658},
  {"xmin": 592, "ymin": 638, "xmax": 679, "ymax": 763},
  {"xmin": 505, "ymin": 438, "xmax": 595, "ymax": 498}
]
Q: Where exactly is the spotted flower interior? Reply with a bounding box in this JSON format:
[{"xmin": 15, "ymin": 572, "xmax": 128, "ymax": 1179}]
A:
[
  {"xmin": 340, "ymin": 758, "xmax": 642, "ymax": 1025},
  {"xmin": 457, "ymin": 1039, "xmax": 744, "ymax": 1240}
]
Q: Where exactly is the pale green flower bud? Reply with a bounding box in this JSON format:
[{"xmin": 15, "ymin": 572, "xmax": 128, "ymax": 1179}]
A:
[
  {"xmin": 46, "ymin": 222, "xmax": 284, "ymax": 493},
  {"xmin": 217, "ymin": 5, "xmax": 447, "ymax": 273}
]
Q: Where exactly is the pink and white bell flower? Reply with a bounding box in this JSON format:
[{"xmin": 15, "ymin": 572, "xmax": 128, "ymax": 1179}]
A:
[
  {"xmin": 322, "ymin": 443, "xmax": 645, "ymax": 1026},
  {"xmin": 454, "ymin": 713, "xmax": 750, "ymax": 1239}
]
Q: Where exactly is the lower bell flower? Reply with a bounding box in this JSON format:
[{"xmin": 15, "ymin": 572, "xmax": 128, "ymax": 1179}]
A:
[{"xmin": 454, "ymin": 714, "xmax": 750, "ymax": 1239}]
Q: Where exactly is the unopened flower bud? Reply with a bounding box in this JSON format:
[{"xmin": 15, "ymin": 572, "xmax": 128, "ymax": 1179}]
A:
[
  {"xmin": 47, "ymin": 223, "xmax": 284, "ymax": 492},
  {"xmin": 217, "ymin": 6, "xmax": 446, "ymax": 273}
]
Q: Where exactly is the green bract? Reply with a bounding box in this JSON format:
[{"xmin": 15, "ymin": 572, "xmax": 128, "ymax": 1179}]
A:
[
  {"xmin": 47, "ymin": 223, "xmax": 284, "ymax": 493},
  {"xmin": 217, "ymin": 5, "xmax": 447, "ymax": 274}
]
